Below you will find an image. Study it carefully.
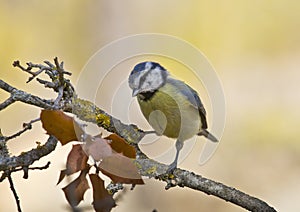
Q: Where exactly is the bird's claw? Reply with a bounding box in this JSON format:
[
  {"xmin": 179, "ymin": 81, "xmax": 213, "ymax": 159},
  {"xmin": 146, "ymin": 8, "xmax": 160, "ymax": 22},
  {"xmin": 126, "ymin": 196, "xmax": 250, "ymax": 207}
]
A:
[{"xmin": 166, "ymin": 162, "xmax": 177, "ymax": 174}]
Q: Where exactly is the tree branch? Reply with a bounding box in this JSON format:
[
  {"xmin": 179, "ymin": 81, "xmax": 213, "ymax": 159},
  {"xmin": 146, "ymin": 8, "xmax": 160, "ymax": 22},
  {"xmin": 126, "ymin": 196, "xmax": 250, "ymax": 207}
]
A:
[
  {"xmin": 0, "ymin": 135, "xmax": 57, "ymax": 172},
  {"xmin": 0, "ymin": 58, "xmax": 277, "ymax": 212},
  {"xmin": 67, "ymin": 97, "xmax": 276, "ymax": 212},
  {"xmin": 8, "ymin": 173, "xmax": 22, "ymax": 212},
  {"xmin": 137, "ymin": 158, "xmax": 276, "ymax": 212},
  {"xmin": 0, "ymin": 80, "xmax": 55, "ymax": 110}
]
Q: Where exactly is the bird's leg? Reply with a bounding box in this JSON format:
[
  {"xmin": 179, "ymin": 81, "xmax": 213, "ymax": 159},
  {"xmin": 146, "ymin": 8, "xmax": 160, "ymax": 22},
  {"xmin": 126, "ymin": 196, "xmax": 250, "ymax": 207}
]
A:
[{"xmin": 167, "ymin": 139, "xmax": 183, "ymax": 173}]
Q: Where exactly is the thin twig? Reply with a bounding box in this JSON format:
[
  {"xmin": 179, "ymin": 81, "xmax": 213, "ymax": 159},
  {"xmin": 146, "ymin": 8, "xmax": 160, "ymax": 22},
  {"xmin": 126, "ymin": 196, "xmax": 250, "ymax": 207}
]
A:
[
  {"xmin": 11, "ymin": 59, "xmax": 73, "ymax": 106},
  {"xmin": 21, "ymin": 162, "xmax": 51, "ymax": 179},
  {"xmin": 13, "ymin": 162, "xmax": 50, "ymax": 172},
  {"xmin": 5, "ymin": 118, "xmax": 40, "ymax": 141},
  {"xmin": 29, "ymin": 161, "xmax": 51, "ymax": 170},
  {"xmin": 7, "ymin": 173, "xmax": 22, "ymax": 212},
  {"xmin": 0, "ymin": 162, "xmax": 51, "ymax": 182},
  {"xmin": 23, "ymin": 117, "xmax": 40, "ymax": 127},
  {"xmin": 0, "ymin": 80, "xmax": 56, "ymax": 110},
  {"xmin": 4, "ymin": 118, "xmax": 40, "ymax": 142},
  {"xmin": 5, "ymin": 127, "xmax": 29, "ymax": 141},
  {"xmin": 12, "ymin": 60, "xmax": 51, "ymax": 83}
]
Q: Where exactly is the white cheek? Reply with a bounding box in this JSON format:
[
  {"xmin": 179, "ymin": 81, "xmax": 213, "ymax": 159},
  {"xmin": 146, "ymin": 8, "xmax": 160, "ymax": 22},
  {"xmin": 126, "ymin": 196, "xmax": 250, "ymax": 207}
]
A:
[
  {"xmin": 149, "ymin": 69, "xmax": 163, "ymax": 87},
  {"xmin": 134, "ymin": 76, "xmax": 140, "ymax": 87},
  {"xmin": 138, "ymin": 68, "xmax": 167, "ymax": 91},
  {"xmin": 131, "ymin": 71, "xmax": 146, "ymax": 88}
]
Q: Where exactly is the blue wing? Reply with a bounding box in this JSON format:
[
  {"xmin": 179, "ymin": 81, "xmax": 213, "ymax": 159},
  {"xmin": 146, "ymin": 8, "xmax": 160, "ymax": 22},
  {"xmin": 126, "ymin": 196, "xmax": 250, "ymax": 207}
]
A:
[{"xmin": 167, "ymin": 77, "xmax": 208, "ymax": 129}]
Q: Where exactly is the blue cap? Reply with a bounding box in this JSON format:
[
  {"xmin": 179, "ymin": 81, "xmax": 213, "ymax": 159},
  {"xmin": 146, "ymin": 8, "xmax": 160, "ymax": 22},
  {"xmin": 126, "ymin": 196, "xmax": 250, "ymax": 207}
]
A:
[{"xmin": 130, "ymin": 61, "xmax": 166, "ymax": 76}]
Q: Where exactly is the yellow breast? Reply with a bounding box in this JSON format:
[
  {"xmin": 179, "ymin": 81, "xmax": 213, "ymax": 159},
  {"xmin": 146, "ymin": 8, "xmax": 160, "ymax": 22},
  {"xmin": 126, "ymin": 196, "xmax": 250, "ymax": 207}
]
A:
[{"xmin": 137, "ymin": 82, "xmax": 202, "ymax": 141}]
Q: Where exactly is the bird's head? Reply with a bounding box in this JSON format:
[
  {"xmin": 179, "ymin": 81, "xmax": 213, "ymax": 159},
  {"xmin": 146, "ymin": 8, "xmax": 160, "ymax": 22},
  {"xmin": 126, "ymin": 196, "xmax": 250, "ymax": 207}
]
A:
[{"xmin": 128, "ymin": 61, "xmax": 169, "ymax": 96}]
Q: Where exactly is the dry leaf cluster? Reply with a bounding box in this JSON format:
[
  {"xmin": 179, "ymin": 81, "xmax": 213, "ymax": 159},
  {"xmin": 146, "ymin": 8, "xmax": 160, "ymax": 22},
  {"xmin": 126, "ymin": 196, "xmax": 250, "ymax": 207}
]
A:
[{"xmin": 41, "ymin": 110, "xmax": 143, "ymax": 211}]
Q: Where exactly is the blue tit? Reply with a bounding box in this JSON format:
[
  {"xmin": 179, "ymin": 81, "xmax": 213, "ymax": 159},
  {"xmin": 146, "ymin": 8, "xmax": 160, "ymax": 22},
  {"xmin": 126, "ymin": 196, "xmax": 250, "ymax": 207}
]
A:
[{"xmin": 128, "ymin": 61, "xmax": 218, "ymax": 172}]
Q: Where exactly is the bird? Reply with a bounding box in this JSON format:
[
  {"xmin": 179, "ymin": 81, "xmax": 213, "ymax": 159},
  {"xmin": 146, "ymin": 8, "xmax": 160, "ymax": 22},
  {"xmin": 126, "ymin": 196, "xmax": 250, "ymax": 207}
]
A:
[{"xmin": 128, "ymin": 61, "xmax": 218, "ymax": 172}]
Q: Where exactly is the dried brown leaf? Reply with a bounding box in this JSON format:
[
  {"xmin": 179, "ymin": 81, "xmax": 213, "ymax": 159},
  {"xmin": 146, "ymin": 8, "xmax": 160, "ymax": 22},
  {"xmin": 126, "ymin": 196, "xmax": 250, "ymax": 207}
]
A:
[
  {"xmin": 62, "ymin": 170, "xmax": 89, "ymax": 207},
  {"xmin": 82, "ymin": 135, "xmax": 112, "ymax": 161},
  {"xmin": 99, "ymin": 153, "xmax": 144, "ymax": 185},
  {"xmin": 57, "ymin": 169, "xmax": 67, "ymax": 185},
  {"xmin": 40, "ymin": 110, "xmax": 84, "ymax": 145},
  {"xmin": 89, "ymin": 174, "xmax": 116, "ymax": 212},
  {"xmin": 66, "ymin": 144, "xmax": 89, "ymax": 175},
  {"xmin": 105, "ymin": 134, "xmax": 136, "ymax": 158},
  {"xmin": 57, "ymin": 144, "xmax": 89, "ymax": 185}
]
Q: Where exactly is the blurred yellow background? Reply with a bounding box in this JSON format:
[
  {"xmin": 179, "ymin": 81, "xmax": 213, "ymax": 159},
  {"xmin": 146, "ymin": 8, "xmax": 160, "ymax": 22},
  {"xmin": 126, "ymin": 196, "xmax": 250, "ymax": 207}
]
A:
[{"xmin": 1, "ymin": 1, "xmax": 300, "ymax": 211}]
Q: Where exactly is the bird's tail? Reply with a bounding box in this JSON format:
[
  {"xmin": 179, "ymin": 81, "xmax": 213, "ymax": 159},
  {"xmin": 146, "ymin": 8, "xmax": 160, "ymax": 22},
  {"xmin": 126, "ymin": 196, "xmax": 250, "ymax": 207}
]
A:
[{"xmin": 198, "ymin": 129, "xmax": 219, "ymax": 142}]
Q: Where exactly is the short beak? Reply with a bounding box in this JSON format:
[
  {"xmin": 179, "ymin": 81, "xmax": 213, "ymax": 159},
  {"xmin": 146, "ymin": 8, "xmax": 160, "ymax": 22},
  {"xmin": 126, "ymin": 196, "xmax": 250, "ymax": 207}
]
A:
[{"xmin": 132, "ymin": 89, "xmax": 139, "ymax": 97}]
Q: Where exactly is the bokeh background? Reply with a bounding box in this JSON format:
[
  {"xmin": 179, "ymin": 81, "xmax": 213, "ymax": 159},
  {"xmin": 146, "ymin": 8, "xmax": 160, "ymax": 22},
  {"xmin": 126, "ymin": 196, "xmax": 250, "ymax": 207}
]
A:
[{"xmin": 1, "ymin": 1, "xmax": 300, "ymax": 211}]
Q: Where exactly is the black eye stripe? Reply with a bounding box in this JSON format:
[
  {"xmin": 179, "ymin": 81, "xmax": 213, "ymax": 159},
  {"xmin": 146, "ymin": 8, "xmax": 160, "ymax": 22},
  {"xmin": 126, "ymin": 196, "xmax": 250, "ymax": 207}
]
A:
[{"xmin": 139, "ymin": 69, "xmax": 153, "ymax": 88}]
